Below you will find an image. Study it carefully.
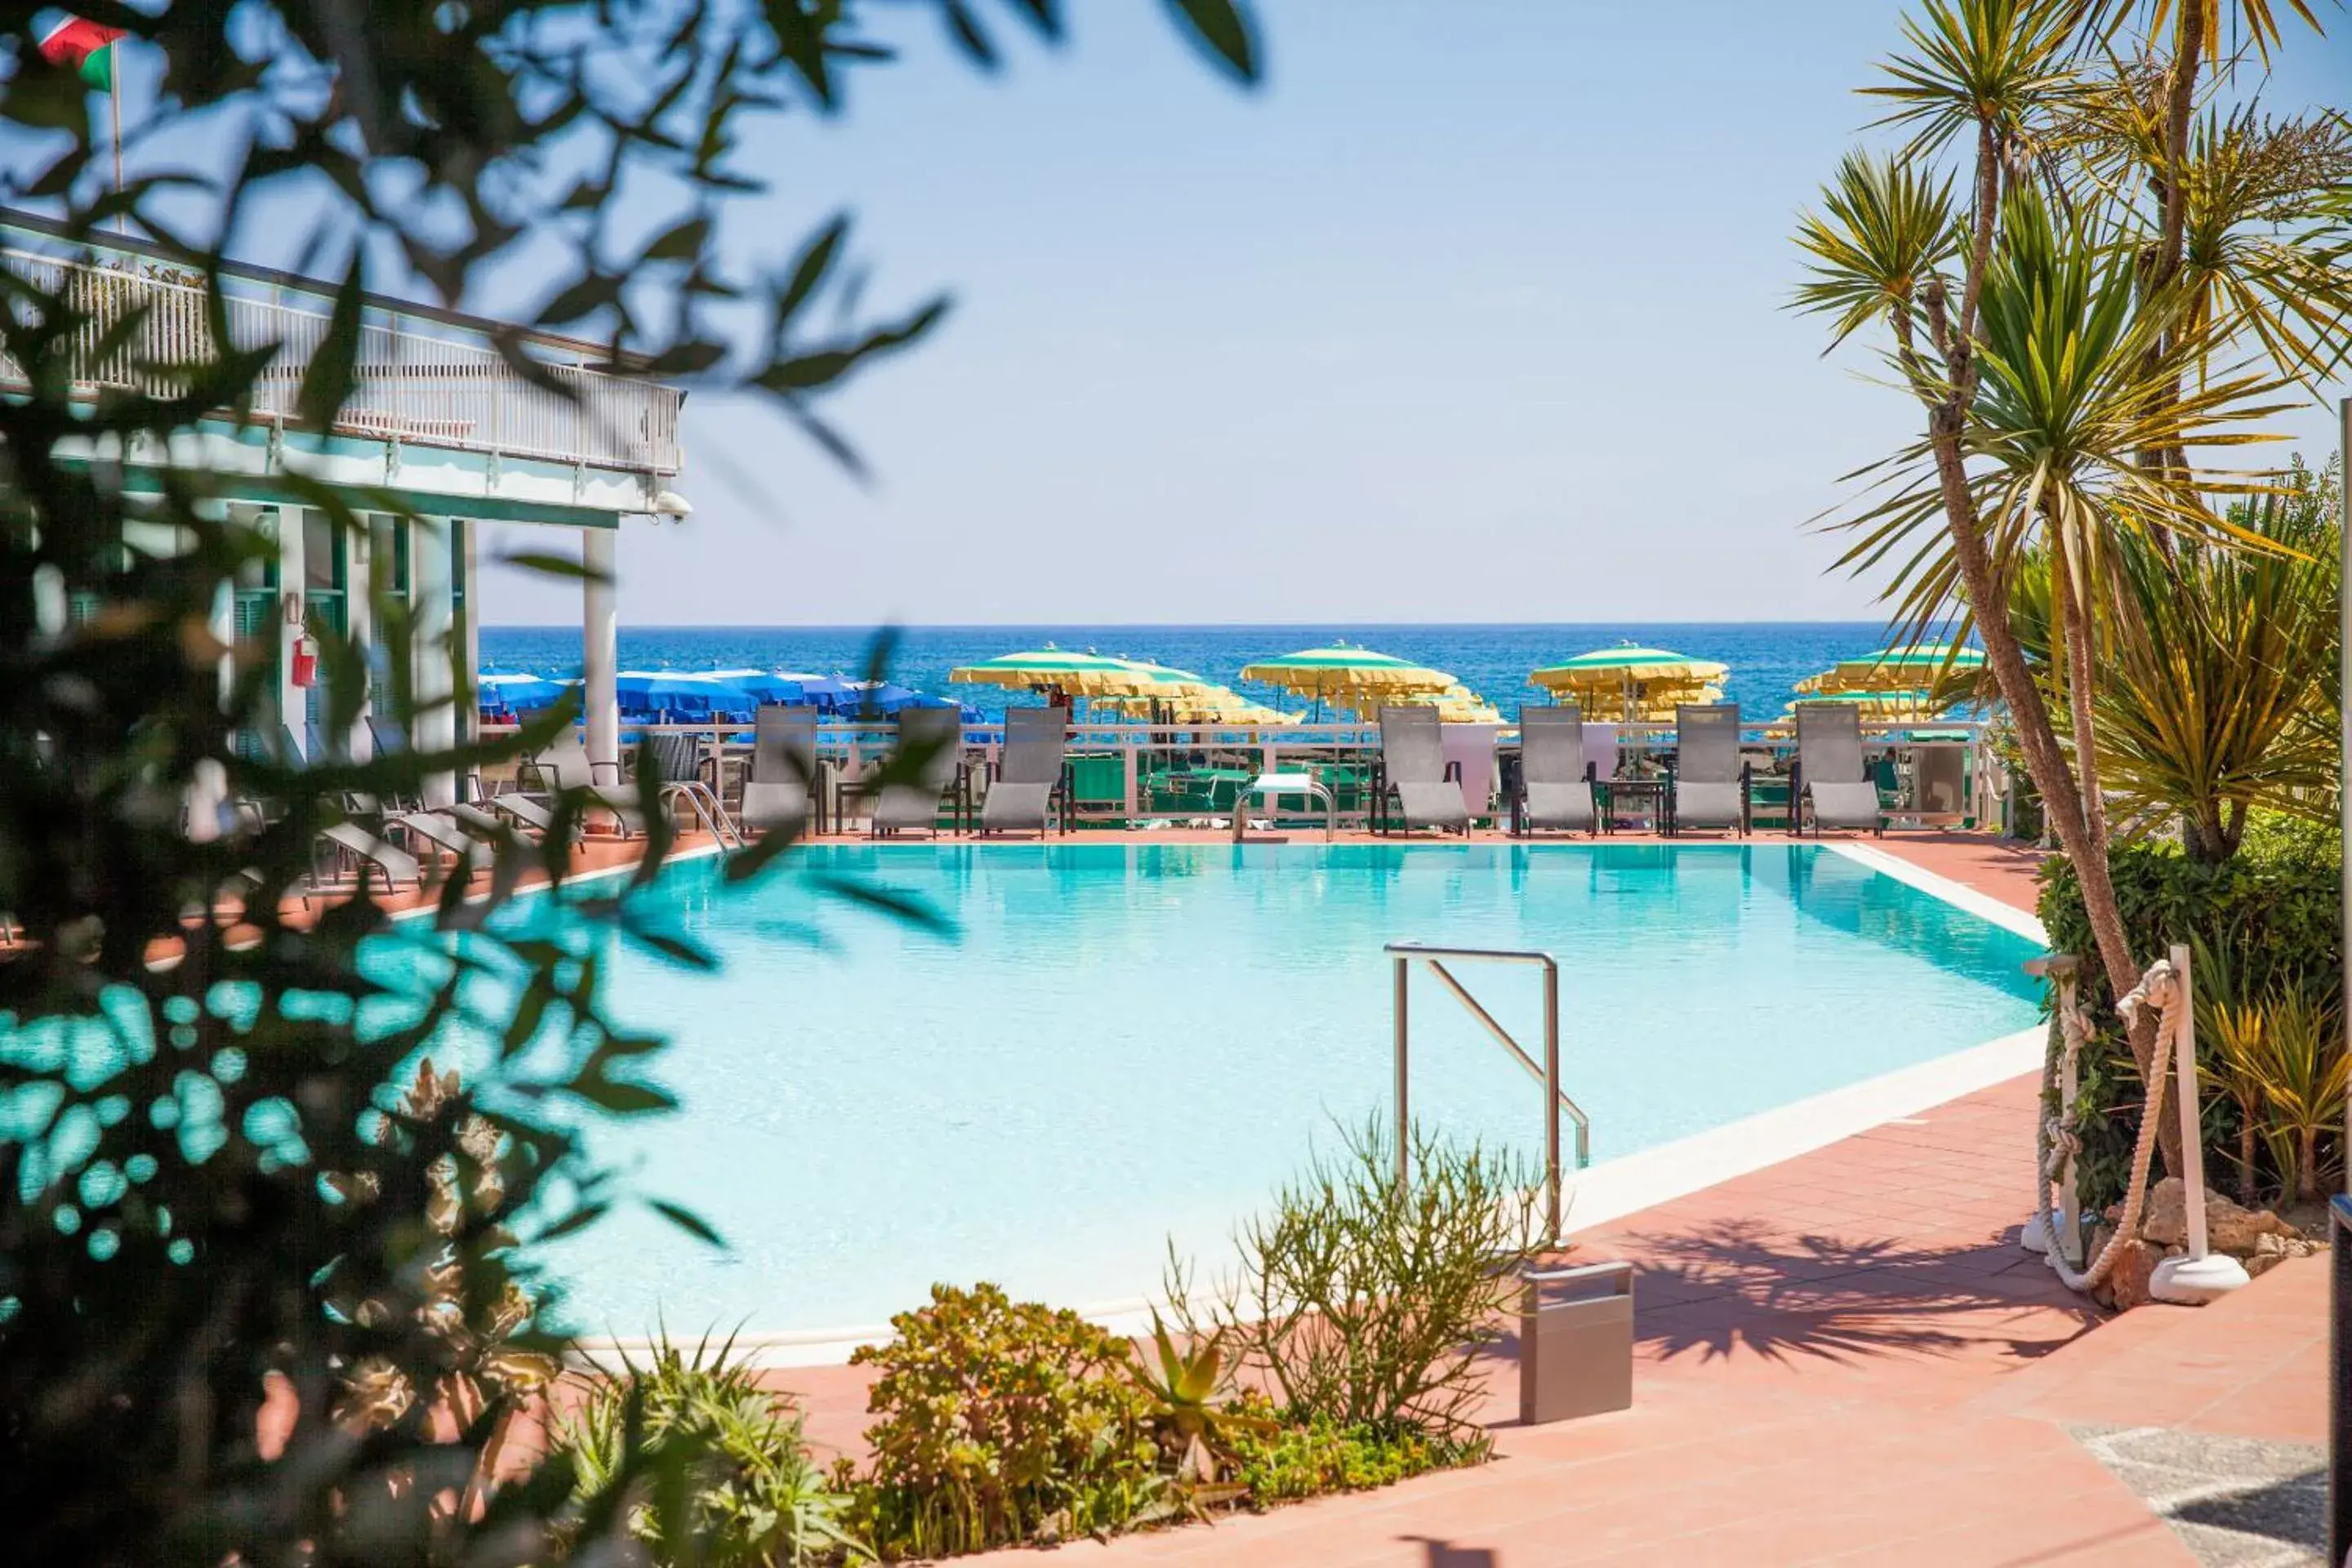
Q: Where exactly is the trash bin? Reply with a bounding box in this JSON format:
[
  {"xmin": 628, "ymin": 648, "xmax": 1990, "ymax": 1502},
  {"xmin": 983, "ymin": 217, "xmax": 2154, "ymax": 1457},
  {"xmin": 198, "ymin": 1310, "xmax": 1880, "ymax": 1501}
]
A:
[{"xmin": 1519, "ymin": 1260, "xmax": 1634, "ymax": 1425}]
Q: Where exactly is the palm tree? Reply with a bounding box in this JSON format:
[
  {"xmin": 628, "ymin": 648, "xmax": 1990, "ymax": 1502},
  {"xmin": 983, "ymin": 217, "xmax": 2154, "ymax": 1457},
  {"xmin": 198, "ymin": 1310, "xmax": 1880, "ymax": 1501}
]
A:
[
  {"xmin": 2069, "ymin": 2, "xmax": 2342, "ymax": 479},
  {"xmin": 1792, "ymin": 0, "xmax": 2330, "ymax": 1170}
]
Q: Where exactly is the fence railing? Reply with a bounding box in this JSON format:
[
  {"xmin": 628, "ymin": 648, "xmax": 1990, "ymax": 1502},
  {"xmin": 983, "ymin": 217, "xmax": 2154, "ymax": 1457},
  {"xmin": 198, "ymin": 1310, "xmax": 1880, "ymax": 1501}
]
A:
[
  {"xmin": 0, "ymin": 245, "xmax": 682, "ymax": 474},
  {"xmin": 473, "ymin": 718, "xmax": 1998, "ymax": 831}
]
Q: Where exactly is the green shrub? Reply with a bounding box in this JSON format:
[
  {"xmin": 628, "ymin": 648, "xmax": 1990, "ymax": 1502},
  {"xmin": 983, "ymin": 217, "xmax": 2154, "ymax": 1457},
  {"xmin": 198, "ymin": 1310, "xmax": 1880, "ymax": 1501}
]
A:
[
  {"xmin": 1223, "ymin": 1392, "xmax": 1489, "ymax": 1505},
  {"xmin": 1172, "ymin": 1117, "xmax": 1542, "ymax": 1437},
  {"xmin": 550, "ymin": 1332, "xmax": 863, "ymax": 1567},
  {"xmin": 844, "ymin": 1283, "xmax": 1165, "ymax": 1559},
  {"xmin": 2039, "ymin": 817, "xmax": 2343, "ymax": 1212}
]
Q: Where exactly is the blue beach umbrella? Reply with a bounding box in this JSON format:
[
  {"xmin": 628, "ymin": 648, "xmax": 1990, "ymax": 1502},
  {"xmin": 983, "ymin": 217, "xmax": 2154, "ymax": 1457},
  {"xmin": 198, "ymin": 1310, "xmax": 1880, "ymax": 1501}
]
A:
[
  {"xmin": 477, "ymin": 671, "xmax": 566, "ymax": 710},
  {"xmin": 706, "ymin": 669, "xmax": 814, "ymax": 705},
  {"xmin": 615, "ymin": 671, "xmax": 760, "ymax": 719},
  {"xmin": 782, "ymin": 673, "xmax": 856, "ymax": 712},
  {"xmin": 838, "ymin": 680, "xmax": 931, "ymax": 715}
]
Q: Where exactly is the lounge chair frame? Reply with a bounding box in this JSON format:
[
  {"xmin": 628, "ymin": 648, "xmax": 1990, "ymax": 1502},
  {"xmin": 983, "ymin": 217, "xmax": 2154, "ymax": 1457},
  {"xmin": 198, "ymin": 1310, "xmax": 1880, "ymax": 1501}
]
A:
[
  {"xmin": 740, "ymin": 706, "xmax": 823, "ymax": 839},
  {"xmin": 867, "ymin": 707, "xmax": 964, "ymax": 839},
  {"xmin": 977, "ymin": 706, "xmax": 1071, "ymax": 838},
  {"xmin": 1512, "ymin": 705, "xmax": 1598, "ymax": 838},
  {"xmin": 1374, "ymin": 706, "xmax": 1472, "ymax": 837},
  {"xmin": 1667, "ymin": 703, "xmax": 1750, "ymax": 838},
  {"xmin": 1788, "ymin": 702, "xmax": 1886, "ymax": 837}
]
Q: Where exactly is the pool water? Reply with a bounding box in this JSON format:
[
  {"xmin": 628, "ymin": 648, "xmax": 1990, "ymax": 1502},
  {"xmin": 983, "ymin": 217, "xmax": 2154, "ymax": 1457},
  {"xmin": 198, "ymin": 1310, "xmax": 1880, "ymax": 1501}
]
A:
[{"xmin": 460, "ymin": 843, "xmax": 2042, "ymax": 1334}]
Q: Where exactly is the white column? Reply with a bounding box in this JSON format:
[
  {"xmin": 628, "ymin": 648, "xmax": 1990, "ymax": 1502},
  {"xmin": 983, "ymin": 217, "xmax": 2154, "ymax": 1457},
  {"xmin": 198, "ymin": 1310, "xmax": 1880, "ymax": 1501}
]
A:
[
  {"xmin": 581, "ymin": 525, "xmax": 619, "ymax": 774},
  {"xmin": 412, "ymin": 516, "xmax": 457, "ymax": 807},
  {"xmin": 273, "ymin": 506, "xmax": 305, "ymax": 760},
  {"xmin": 345, "ymin": 513, "xmax": 373, "ymax": 760},
  {"xmin": 460, "ymin": 519, "xmax": 480, "ymax": 746},
  {"xmin": 185, "ymin": 499, "xmax": 235, "ymax": 840}
]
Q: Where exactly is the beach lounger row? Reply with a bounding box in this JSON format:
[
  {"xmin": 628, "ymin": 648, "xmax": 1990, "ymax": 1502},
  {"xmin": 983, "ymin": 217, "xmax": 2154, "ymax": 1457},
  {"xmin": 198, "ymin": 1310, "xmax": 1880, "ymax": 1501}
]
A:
[{"xmin": 1365, "ymin": 701, "xmax": 1885, "ymax": 839}]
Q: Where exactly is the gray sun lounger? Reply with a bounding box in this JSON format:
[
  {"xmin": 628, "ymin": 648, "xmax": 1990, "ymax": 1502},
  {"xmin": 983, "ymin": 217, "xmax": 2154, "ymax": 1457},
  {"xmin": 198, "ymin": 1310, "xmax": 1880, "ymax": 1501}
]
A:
[
  {"xmin": 1671, "ymin": 703, "xmax": 1749, "ymax": 836},
  {"xmin": 394, "ymin": 810, "xmax": 495, "ymax": 870},
  {"xmin": 871, "ymin": 707, "xmax": 962, "ymax": 838},
  {"xmin": 978, "ymin": 706, "xmax": 1067, "ymax": 837},
  {"xmin": 742, "ymin": 706, "xmax": 819, "ymax": 837},
  {"xmin": 1378, "ymin": 706, "xmax": 1470, "ymax": 835},
  {"xmin": 1515, "ymin": 704, "xmax": 1596, "ymax": 836},
  {"xmin": 515, "ymin": 741, "xmax": 647, "ymax": 836},
  {"xmin": 314, "ymin": 822, "xmax": 421, "ymax": 892},
  {"xmin": 1793, "ymin": 703, "xmax": 1884, "ymax": 836}
]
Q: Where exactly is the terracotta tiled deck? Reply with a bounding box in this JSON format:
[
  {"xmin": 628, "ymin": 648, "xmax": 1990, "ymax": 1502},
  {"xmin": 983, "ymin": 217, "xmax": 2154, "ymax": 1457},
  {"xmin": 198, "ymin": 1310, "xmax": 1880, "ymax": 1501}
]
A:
[{"xmin": 751, "ymin": 831, "xmax": 2327, "ymax": 1566}]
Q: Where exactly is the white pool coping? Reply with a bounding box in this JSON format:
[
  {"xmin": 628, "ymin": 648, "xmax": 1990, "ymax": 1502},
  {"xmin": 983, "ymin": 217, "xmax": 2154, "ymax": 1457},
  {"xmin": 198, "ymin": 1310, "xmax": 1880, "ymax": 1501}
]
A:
[
  {"xmin": 1821, "ymin": 838, "xmax": 2049, "ymax": 943},
  {"xmin": 572, "ymin": 837, "xmax": 2056, "ymax": 1370}
]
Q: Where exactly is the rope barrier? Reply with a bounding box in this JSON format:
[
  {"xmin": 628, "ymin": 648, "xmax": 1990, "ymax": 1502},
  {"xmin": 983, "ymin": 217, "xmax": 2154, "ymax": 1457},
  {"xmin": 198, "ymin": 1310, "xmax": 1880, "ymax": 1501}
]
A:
[{"xmin": 2032, "ymin": 956, "xmax": 2180, "ymax": 1294}]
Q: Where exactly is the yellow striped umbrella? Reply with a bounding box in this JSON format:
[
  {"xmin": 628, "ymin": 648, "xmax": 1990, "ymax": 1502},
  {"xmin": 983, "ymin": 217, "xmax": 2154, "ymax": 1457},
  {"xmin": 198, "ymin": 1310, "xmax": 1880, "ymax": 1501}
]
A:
[
  {"xmin": 1346, "ymin": 681, "xmax": 1503, "ymax": 724},
  {"xmin": 949, "ymin": 645, "xmax": 1178, "ymax": 697},
  {"xmin": 1238, "ymin": 644, "xmax": 1454, "ymax": 702},
  {"xmin": 1530, "ymin": 644, "xmax": 1730, "ymax": 721}
]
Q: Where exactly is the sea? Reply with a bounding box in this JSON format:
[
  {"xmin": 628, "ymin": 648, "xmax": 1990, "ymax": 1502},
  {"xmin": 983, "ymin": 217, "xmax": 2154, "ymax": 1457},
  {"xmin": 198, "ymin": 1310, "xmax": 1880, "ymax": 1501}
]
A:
[{"xmin": 477, "ymin": 622, "xmax": 1908, "ymax": 719}]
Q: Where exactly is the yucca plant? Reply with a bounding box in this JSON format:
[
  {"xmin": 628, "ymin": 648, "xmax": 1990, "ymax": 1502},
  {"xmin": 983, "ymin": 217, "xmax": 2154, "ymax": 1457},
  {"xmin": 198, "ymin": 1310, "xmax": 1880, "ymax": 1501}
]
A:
[
  {"xmin": 2007, "ymin": 461, "xmax": 2340, "ymax": 862},
  {"xmin": 2188, "ymin": 935, "xmax": 2267, "ymax": 1203},
  {"xmin": 2247, "ymin": 986, "xmax": 2347, "ymax": 1204}
]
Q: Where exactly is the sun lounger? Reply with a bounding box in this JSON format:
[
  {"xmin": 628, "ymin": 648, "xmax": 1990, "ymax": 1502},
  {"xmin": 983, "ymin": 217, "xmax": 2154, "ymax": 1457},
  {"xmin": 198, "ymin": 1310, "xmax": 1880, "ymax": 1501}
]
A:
[
  {"xmin": 314, "ymin": 822, "xmax": 421, "ymax": 892},
  {"xmin": 1376, "ymin": 707, "xmax": 1470, "ymax": 835},
  {"xmin": 1670, "ymin": 703, "xmax": 1748, "ymax": 836},
  {"xmin": 1792, "ymin": 703, "xmax": 1884, "ymax": 836},
  {"xmin": 871, "ymin": 707, "xmax": 963, "ymax": 838},
  {"xmin": 978, "ymin": 706, "xmax": 1067, "ymax": 837},
  {"xmin": 457, "ymin": 796, "xmax": 529, "ymax": 833},
  {"xmin": 1515, "ymin": 705, "xmax": 1597, "ymax": 836},
  {"xmin": 741, "ymin": 706, "xmax": 819, "ymax": 837},
  {"xmin": 394, "ymin": 810, "xmax": 495, "ymax": 871},
  {"xmin": 525, "ymin": 741, "xmax": 648, "ymax": 836}
]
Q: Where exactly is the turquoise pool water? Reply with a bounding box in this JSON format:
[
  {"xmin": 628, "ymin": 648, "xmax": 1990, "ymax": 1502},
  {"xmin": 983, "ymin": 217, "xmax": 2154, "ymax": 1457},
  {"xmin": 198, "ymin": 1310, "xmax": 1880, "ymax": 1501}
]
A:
[{"xmin": 443, "ymin": 842, "xmax": 2042, "ymax": 1336}]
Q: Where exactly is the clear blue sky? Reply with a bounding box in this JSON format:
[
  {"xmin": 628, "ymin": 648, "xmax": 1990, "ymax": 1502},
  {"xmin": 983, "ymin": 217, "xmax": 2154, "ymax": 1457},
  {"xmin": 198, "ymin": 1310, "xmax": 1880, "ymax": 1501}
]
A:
[
  {"xmin": 21, "ymin": 2, "xmax": 2352, "ymax": 626},
  {"xmin": 477, "ymin": 1, "xmax": 2350, "ymax": 627}
]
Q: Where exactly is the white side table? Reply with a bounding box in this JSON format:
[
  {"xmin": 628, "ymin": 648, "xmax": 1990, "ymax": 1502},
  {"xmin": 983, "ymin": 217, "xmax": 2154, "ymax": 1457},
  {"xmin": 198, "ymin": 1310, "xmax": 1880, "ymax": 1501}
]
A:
[{"xmin": 1237, "ymin": 770, "xmax": 1335, "ymax": 840}]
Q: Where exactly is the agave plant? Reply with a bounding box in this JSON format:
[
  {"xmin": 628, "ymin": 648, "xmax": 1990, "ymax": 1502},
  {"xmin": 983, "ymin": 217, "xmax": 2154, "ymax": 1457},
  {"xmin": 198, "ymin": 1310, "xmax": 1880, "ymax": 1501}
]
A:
[
  {"xmin": 1127, "ymin": 1311, "xmax": 1277, "ymax": 1487},
  {"xmin": 551, "ymin": 1330, "xmax": 866, "ymax": 1568}
]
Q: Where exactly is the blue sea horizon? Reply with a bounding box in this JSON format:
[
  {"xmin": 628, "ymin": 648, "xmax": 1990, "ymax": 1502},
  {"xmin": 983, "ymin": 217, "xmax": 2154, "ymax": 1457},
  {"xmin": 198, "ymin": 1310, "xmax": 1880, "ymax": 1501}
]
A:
[{"xmin": 479, "ymin": 621, "xmax": 1920, "ymax": 719}]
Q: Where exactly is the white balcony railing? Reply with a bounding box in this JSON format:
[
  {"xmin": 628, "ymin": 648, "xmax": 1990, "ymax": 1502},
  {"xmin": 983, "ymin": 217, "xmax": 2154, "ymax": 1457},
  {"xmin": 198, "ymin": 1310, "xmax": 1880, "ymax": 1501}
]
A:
[{"xmin": 0, "ymin": 244, "xmax": 682, "ymax": 475}]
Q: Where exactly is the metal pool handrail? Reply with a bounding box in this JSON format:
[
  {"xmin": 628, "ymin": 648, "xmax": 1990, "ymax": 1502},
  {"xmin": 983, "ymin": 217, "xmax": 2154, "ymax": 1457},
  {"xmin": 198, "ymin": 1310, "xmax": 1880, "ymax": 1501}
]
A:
[{"xmin": 1386, "ymin": 940, "xmax": 1591, "ymax": 1245}]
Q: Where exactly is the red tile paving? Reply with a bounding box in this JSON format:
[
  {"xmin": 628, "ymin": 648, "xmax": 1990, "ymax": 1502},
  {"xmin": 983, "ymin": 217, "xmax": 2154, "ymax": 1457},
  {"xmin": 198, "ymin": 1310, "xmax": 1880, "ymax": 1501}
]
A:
[{"xmin": 748, "ymin": 831, "xmax": 2321, "ymax": 1566}]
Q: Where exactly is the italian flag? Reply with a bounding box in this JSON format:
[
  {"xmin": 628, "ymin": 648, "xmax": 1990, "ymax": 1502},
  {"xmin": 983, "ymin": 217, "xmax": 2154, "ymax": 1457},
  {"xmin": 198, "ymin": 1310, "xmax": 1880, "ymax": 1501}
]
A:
[{"xmin": 36, "ymin": 12, "xmax": 124, "ymax": 91}]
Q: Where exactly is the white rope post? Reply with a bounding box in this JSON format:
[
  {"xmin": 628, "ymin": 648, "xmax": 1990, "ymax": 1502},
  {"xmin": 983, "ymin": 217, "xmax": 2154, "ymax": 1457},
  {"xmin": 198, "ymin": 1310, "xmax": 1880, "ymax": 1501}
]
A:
[
  {"xmin": 2023, "ymin": 955, "xmax": 2082, "ymax": 1263},
  {"xmin": 2149, "ymin": 942, "xmax": 2252, "ymax": 1303}
]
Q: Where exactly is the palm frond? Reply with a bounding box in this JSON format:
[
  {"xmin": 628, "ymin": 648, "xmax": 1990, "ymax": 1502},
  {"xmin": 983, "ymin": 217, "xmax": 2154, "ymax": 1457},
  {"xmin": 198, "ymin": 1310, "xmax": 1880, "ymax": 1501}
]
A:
[
  {"xmin": 1792, "ymin": 151, "xmax": 1965, "ymax": 351},
  {"xmin": 1864, "ymin": 0, "xmax": 2088, "ymax": 154}
]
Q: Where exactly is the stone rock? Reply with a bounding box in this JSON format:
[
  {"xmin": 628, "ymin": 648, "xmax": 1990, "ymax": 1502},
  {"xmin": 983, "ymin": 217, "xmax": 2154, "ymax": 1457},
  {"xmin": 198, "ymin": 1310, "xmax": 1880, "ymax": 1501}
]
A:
[
  {"xmin": 2114, "ymin": 1178, "xmax": 2296, "ymax": 1255},
  {"xmin": 2096, "ymin": 1236, "xmax": 2162, "ymax": 1312}
]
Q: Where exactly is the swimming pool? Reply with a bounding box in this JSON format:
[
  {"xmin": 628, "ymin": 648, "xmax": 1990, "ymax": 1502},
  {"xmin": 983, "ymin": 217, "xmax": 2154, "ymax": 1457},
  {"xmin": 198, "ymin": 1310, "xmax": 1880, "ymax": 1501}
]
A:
[{"xmin": 452, "ymin": 842, "xmax": 2042, "ymax": 1336}]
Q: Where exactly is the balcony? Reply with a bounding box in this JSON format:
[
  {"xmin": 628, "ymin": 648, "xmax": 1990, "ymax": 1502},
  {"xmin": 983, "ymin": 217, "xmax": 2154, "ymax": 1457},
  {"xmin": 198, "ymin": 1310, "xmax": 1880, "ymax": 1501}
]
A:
[{"xmin": 0, "ymin": 216, "xmax": 682, "ymax": 479}]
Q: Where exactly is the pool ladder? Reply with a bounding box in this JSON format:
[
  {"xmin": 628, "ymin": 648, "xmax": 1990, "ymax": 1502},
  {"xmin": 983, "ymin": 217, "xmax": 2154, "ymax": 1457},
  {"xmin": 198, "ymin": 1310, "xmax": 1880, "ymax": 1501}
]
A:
[
  {"xmin": 1387, "ymin": 941, "xmax": 1591, "ymax": 1246},
  {"xmin": 662, "ymin": 780, "xmax": 743, "ymax": 849}
]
